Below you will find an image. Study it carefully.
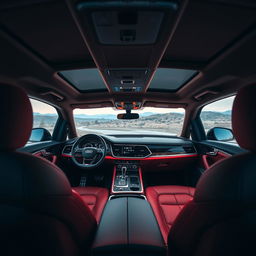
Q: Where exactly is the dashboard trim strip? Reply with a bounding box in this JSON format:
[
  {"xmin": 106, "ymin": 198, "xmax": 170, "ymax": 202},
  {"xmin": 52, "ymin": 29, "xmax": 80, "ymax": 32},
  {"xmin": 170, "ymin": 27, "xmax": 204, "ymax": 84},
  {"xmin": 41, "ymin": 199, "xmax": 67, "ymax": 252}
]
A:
[
  {"xmin": 105, "ymin": 153, "xmax": 198, "ymax": 161},
  {"xmin": 62, "ymin": 153, "xmax": 198, "ymax": 160},
  {"xmin": 62, "ymin": 154, "xmax": 72, "ymax": 158}
]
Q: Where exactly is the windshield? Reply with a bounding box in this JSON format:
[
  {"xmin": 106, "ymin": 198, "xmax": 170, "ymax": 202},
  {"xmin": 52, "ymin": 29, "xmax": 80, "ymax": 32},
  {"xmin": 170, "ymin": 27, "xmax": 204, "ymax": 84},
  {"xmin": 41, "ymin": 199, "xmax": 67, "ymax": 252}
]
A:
[{"xmin": 73, "ymin": 107, "xmax": 185, "ymax": 136}]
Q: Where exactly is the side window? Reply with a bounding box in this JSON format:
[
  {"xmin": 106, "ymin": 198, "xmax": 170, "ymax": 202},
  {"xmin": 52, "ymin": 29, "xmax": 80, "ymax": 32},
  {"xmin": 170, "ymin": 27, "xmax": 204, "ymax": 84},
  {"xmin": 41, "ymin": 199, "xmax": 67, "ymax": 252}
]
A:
[
  {"xmin": 30, "ymin": 99, "xmax": 58, "ymax": 135},
  {"xmin": 200, "ymin": 96, "xmax": 236, "ymax": 143}
]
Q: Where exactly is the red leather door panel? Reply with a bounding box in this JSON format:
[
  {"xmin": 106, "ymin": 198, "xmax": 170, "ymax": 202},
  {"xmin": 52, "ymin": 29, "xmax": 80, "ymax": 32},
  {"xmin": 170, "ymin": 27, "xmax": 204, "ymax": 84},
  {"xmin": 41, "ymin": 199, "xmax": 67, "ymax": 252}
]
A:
[{"xmin": 202, "ymin": 151, "xmax": 230, "ymax": 169}]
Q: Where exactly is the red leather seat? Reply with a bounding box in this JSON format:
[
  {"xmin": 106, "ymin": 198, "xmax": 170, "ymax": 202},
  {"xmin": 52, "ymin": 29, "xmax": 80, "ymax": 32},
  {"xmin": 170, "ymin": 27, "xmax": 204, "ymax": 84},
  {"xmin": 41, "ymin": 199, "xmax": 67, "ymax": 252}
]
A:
[
  {"xmin": 146, "ymin": 185, "xmax": 195, "ymax": 244},
  {"xmin": 72, "ymin": 187, "xmax": 109, "ymax": 223}
]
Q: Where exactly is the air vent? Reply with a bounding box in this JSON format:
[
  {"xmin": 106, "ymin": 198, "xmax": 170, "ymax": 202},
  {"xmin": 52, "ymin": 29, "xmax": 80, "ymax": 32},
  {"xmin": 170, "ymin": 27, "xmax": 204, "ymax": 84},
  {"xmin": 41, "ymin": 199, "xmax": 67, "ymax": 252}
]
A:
[
  {"xmin": 183, "ymin": 146, "xmax": 196, "ymax": 154},
  {"xmin": 115, "ymin": 101, "xmax": 142, "ymax": 110},
  {"xmin": 62, "ymin": 145, "xmax": 72, "ymax": 155}
]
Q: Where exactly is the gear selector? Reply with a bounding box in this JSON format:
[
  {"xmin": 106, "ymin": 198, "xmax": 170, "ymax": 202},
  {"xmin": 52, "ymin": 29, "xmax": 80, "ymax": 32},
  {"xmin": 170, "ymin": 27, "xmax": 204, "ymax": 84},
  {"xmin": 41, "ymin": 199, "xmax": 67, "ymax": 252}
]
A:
[
  {"xmin": 112, "ymin": 161, "xmax": 143, "ymax": 193},
  {"xmin": 121, "ymin": 166, "xmax": 127, "ymax": 178}
]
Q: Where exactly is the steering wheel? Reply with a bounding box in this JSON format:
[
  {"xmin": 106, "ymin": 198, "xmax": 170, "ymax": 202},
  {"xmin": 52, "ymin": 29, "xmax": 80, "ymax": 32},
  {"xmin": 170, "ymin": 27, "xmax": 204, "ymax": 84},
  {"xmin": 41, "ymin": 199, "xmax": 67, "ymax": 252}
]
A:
[{"xmin": 71, "ymin": 134, "xmax": 107, "ymax": 169}]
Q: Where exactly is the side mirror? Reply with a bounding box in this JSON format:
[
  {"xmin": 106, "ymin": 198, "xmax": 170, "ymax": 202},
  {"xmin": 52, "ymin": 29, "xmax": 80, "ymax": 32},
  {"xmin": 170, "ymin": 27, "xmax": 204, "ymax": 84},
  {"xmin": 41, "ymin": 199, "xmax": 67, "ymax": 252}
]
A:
[
  {"xmin": 117, "ymin": 113, "xmax": 139, "ymax": 120},
  {"xmin": 29, "ymin": 128, "xmax": 52, "ymax": 142},
  {"xmin": 207, "ymin": 127, "xmax": 234, "ymax": 142}
]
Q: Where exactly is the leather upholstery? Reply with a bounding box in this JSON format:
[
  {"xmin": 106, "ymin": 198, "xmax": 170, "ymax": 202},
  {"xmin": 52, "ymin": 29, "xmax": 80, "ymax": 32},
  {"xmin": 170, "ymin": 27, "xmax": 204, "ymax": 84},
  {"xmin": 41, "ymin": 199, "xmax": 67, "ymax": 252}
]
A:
[
  {"xmin": 232, "ymin": 84, "xmax": 256, "ymax": 151},
  {"xmin": 167, "ymin": 84, "xmax": 256, "ymax": 256},
  {"xmin": 195, "ymin": 152, "xmax": 256, "ymax": 202},
  {"xmin": 0, "ymin": 84, "xmax": 99, "ymax": 255},
  {"xmin": 72, "ymin": 187, "xmax": 109, "ymax": 223},
  {"xmin": 146, "ymin": 186, "xmax": 195, "ymax": 244},
  {"xmin": 0, "ymin": 151, "xmax": 97, "ymax": 255},
  {"xmin": 0, "ymin": 84, "xmax": 32, "ymax": 150}
]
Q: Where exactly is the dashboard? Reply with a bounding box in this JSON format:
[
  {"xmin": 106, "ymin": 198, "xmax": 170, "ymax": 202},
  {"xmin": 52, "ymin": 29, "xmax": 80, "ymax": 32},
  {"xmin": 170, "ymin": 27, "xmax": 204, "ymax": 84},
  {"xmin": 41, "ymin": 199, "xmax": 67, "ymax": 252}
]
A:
[{"xmin": 62, "ymin": 135, "xmax": 197, "ymax": 159}]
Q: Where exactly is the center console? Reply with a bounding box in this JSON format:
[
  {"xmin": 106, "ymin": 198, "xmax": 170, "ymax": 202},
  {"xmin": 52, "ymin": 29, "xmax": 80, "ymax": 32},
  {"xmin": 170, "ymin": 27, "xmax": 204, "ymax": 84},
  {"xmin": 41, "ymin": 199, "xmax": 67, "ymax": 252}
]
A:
[
  {"xmin": 112, "ymin": 161, "xmax": 143, "ymax": 193},
  {"xmin": 92, "ymin": 196, "xmax": 166, "ymax": 256}
]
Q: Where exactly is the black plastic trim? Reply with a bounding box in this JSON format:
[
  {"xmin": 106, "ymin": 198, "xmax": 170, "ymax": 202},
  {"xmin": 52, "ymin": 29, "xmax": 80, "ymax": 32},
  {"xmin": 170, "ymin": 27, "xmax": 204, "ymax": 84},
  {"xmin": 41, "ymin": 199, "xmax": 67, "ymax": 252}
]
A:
[
  {"xmin": 18, "ymin": 141, "xmax": 61, "ymax": 153},
  {"xmin": 199, "ymin": 140, "xmax": 246, "ymax": 155}
]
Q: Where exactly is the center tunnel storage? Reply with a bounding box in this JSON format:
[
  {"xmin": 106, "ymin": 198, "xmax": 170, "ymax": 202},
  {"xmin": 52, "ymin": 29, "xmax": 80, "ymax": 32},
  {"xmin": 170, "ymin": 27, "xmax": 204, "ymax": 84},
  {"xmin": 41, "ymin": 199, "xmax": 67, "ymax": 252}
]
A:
[{"xmin": 92, "ymin": 196, "xmax": 166, "ymax": 256}]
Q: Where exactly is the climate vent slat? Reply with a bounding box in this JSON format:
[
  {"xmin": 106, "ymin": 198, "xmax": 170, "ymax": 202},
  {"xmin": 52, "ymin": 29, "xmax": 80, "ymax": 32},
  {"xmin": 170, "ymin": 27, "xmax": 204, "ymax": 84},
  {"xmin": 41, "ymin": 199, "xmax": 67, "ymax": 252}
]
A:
[{"xmin": 63, "ymin": 145, "xmax": 72, "ymax": 154}]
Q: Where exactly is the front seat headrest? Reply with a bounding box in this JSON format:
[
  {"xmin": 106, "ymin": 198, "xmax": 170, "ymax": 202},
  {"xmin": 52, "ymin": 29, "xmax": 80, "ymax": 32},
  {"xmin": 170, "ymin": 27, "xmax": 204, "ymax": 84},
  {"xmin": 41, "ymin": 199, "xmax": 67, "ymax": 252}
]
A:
[
  {"xmin": 0, "ymin": 84, "xmax": 32, "ymax": 151},
  {"xmin": 232, "ymin": 84, "xmax": 256, "ymax": 152}
]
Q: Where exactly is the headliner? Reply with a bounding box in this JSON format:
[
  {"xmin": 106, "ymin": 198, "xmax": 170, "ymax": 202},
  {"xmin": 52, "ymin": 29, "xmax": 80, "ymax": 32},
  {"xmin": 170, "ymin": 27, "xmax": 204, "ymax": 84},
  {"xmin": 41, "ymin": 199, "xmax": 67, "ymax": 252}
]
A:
[{"xmin": 0, "ymin": 0, "xmax": 255, "ymax": 114}]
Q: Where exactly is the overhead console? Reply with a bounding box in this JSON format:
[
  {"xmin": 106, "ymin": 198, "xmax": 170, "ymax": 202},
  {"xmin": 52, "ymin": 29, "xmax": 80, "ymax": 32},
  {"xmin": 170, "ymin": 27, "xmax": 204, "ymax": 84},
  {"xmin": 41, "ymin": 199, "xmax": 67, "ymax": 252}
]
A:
[
  {"xmin": 106, "ymin": 68, "xmax": 149, "ymax": 93},
  {"xmin": 91, "ymin": 10, "xmax": 164, "ymax": 45},
  {"xmin": 68, "ymin": 0, "xmax": 186, "ymax": 93}
]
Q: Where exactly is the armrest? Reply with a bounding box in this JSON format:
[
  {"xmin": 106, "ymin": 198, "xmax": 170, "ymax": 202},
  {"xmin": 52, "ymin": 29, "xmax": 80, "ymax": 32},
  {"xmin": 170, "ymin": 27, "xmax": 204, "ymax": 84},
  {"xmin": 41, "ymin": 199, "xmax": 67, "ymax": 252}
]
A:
[{"xmin": 92, "ymin": 196, "xmax": 166, "ymax": 256}]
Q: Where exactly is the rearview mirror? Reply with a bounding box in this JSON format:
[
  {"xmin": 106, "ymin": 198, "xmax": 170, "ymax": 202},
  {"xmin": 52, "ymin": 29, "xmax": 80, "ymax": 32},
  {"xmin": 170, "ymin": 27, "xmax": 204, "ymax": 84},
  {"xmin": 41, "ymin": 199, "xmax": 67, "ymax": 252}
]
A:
[
  {"xmin": 29, "ymin": 128, "xmax": 52, "ymax": 142},
  {"xmin": 207, "ymin": 127, "xmax": 234, "ymax": 142},
  {"xmin": 117, "ymin": 113, "xmax": 139, "ymax": 120}
]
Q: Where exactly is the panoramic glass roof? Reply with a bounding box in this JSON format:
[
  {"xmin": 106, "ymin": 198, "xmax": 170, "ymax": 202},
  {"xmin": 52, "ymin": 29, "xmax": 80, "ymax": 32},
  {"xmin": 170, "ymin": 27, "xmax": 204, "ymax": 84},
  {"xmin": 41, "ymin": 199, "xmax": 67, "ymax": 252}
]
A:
[
  {"xmin": 59, "ymin": 68, "xmax": 198, "ymax": 92},
  {"xmin": 148, "ymin": 68, "xmax": 198, "ymax": 91},
  {"xmin": 59, "ymin": 68, "xmax": 107, "ymax": 92}
]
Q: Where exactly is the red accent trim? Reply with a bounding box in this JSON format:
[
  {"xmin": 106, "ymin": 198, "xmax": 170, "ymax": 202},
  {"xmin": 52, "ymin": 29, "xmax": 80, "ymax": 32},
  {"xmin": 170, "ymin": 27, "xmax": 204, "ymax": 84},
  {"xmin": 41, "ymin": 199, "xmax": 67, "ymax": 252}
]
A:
[
  {"xmin": 202, "ymin": 155, "xmax": 210, "ymax": 169},
  {"xmin": 52, "ymin": 155, "xmax": 57, "ymax": 164},
  {"xmin": 138, "ymin": 167, "xmax": 144, "ymax": 194},
  {"xmin": 105, "ymin": 154, "xmax": 198, "ymax": 161},
  {"xmin": 111, "ymin": 166, "xmax": 117, "ymax": 194},
  {"xmin": 62, "ymin": 154, "xmax": 198, "ymax": 160},
  {"xmin": 62, "ymin": 154, "xmax": 72, "ymax": 158}
]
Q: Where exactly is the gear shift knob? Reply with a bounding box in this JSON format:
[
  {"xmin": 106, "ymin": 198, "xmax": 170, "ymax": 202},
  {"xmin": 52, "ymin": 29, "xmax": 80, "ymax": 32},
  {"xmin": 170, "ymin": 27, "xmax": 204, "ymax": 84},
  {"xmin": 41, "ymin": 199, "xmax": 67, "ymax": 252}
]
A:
[{"xmin": 121, "ymin": 166, "xmax": 127, "ymax": 178}]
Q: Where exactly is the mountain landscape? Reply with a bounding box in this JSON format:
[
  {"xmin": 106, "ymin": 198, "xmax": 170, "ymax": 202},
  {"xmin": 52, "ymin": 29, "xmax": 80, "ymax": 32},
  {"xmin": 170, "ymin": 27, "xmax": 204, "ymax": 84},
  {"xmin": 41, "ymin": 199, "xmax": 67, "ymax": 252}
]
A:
[{"xmin": 33, "ymin": 110, "xmax": 232, "ymax": 136}]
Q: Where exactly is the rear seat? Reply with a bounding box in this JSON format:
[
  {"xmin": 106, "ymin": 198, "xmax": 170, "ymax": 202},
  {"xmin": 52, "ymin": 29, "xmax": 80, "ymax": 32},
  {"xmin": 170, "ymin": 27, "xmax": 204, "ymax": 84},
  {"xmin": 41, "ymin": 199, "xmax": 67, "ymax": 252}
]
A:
[{"xmin": 146, "ymin": 185, "xmax": 195, "ymax": 244}]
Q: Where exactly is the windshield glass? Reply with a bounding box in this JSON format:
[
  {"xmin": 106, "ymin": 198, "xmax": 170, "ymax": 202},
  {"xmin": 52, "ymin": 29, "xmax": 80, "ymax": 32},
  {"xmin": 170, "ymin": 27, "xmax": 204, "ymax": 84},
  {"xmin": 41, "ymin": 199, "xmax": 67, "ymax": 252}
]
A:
[{"xmin": 73, "ymin": 107, "xmax": 185, "ymax": 136}]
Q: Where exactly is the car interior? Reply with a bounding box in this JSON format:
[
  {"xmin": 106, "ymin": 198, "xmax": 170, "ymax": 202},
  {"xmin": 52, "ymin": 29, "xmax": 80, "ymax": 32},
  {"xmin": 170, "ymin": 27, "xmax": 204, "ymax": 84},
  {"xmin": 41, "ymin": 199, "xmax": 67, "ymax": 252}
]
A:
[{"xmin": 0, "ymin": 0, "xmax": 256, "ymax": 255}]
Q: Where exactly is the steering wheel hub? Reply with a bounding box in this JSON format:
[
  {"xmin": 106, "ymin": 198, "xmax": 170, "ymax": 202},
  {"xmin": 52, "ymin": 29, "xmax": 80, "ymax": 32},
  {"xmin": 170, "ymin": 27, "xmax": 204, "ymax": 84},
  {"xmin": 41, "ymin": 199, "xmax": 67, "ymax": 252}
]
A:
[{"xmin": 83, "ymin": 147, "xmax": 97, "ymax": 159}]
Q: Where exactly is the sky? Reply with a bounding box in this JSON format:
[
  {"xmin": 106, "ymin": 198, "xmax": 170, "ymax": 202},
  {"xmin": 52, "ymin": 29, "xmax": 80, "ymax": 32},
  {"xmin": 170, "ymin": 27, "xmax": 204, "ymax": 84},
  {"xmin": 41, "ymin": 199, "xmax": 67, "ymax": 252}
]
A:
[
  {"xmin": 30, "ymin": 96, "xmax": 235, "ymax": 115},
  {"xmin": 74, "ymin": 107, "xmax": 185, "ymax": 115},
  {"xmin": 203, "ymin": 96, "xmax": 235, "ymax": 112}
]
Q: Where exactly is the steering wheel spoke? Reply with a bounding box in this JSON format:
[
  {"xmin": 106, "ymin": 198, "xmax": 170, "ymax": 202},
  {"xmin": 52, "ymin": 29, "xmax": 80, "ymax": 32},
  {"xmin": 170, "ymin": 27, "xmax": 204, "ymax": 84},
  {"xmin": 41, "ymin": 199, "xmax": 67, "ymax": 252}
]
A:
[
  {"xmin": 74, "ymin": 147, "xmax": 83, "ymax": 153},
  {"xmin": 96, "ymin": 148, "xmax": 104, "ymax": 155},
  {"xmin": 89, "ymin": 154, "xmax": 98, "ymax": 164}
]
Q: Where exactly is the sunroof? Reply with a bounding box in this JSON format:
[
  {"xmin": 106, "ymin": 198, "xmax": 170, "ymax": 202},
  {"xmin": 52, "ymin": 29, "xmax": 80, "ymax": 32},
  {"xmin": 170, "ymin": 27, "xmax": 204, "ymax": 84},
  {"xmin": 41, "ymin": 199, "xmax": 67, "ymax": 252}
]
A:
[
  {"xmin": 148, "ymin": 68, "xmax": 198, "ymax": 91},
  {"xmin": 59, "ymin": 68, "xmax": 107, "ymax": 92}
]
